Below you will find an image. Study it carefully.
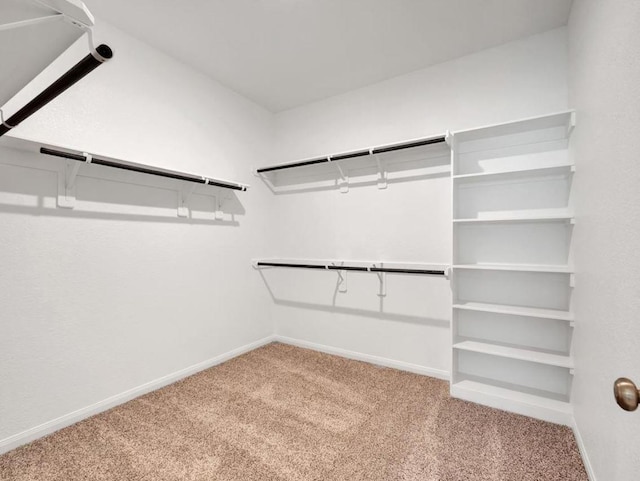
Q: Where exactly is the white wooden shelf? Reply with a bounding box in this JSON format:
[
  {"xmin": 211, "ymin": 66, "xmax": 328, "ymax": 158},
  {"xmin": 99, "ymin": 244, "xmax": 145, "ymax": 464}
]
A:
[
  {"xmin": 452, "ymin": 263, "xmax": 573, "ymax": 274},
  {"xmin": 451, "ymin": 380, "xmax": 572, "ymax": 425},
  {"xmin": 452, "ymin": 110, "xmax": 575, "ymax": 144},
  {"xmin": 453, "ymin": 213, "xmax": 574, "ymax": 224},
  {"xmin": 454, "ymin": 340, "xmax": 573, "ymax": 369},
  {"xmin": 453, "ymin": 163, "xmax": 574, "ymax": 183},
  {"xmin": 453, "ymin": 301, "xmax": 574, "ymax": 322}
]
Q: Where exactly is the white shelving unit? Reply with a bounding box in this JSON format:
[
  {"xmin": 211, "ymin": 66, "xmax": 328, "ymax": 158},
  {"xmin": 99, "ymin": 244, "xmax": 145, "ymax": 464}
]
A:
[{"xmin": 450, "ymin": 110, "xmax": 576, "ymax": 426}]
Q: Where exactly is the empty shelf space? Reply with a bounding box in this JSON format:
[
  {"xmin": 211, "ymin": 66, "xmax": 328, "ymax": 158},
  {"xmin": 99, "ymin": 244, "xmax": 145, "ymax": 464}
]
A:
[
  {"xmin": 453, "ymin": 301, "xmax": 574, "ymax": 321},
  {"xmin": 453, "ymin": 213, "xmax": 574, "ymax": 224},
  {"xmin": 453, "ymin": 163, "xmax": 574, "ymax": 183},
  {"xmin": 452, "ymin": 263, "xmax": 573, "ymax": 273},
  {"xmin": 451, "ymin": 379, "xmax": 572, "ymax": 414},
  {"xmin": 454, "ymin": 340, "xmax": 573, "ymax": 368}
]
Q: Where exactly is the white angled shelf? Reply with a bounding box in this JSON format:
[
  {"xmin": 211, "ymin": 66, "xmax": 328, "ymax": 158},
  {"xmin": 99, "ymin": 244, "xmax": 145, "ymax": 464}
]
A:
[
  {"xmin": 452, "ymin": 264, "xmax": 573, "ymax": 274},
  {"xmin": 451, "ymin": 380, "xmax": 572, "ymax": 425},
  {"xmin": 453, "ymin": 301, "xmax": 574, "ymax": 322},
  {"xmin": 453, "ymin": 340, "xmax": 573, "ymax": 369},
  {"xmin": 453, "ymin": 163, "xmax": 575, "ymax": 184},
  {"xmin": 453, "ymin": 213, "xmax": 574, "ymax": 224}
]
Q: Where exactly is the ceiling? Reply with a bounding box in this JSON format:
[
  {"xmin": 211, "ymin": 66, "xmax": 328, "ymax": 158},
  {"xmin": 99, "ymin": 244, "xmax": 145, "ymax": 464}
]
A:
[{"xmin": 85, "ymin": 0, "xmax": 573, "ymax": 112}]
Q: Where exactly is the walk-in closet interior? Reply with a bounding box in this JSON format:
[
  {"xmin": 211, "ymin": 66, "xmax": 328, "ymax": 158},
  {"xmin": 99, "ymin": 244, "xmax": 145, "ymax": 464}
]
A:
[{"xmin": 1, "ymin": 1, "xmax": 638, "ymax": 480}]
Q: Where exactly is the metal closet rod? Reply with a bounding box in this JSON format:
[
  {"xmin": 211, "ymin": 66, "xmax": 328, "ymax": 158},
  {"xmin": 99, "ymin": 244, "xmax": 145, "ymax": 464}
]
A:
[
  {"xmin": 0, "ymin": 44, "xmax": 113, "ymax": 138},
  {"xmin": 256, "ymin": 261, "xmax": 446, "ymax": 276},
  {"xmin": 256, "ymin": 135, "xmax": 447, "ymax": 174},
  {"xmin": 40, "ymin": 147, "xmax": 248, "ymax": 191}
]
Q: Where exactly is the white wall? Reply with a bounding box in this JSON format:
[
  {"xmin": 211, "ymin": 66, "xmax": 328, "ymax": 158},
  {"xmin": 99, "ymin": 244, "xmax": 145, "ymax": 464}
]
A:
[
  {"xmin": 568, "ymin": 1, "xmax": 640, "ymax": 479},
  {"xmin": 0, "ymin": 21, "xmax": 275, "ymax": 448},
  {"xmin": 267, "ymin": 28, "xmax": 569, "ymax": 374}
]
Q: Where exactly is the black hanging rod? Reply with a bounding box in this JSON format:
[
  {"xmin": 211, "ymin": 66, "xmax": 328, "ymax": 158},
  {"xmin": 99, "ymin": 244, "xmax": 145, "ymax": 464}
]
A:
[
  {"xmin": 0, "ymin": 45, "xmax": 114, "ymax": 138},
  {"xmin": 256, "ymin": 135, "xmax": 447, "ymax": 174},
  {"xmin": 40, "ymin": 147, "xmax": 248, "ymax": 191},
  {"xmin": 256, "ymin": 261, "xmax": 446, "ymax": 276}
]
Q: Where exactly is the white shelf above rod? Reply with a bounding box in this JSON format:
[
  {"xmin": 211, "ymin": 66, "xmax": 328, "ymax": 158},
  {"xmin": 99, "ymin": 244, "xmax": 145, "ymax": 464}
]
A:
[
  {"xmin": 254, "ymin": 260, "xmax": 448, "ymax": 276},
  {"xmin": 254, "ymin": 134, "xmax": 448, "ymax": 174},
  {"xmin": 40, "ymin": 147, "xmax": 249, "ymax": 192}
]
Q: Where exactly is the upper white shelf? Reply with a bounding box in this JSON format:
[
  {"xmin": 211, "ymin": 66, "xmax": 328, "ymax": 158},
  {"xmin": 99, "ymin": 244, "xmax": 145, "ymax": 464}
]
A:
[
  {"xmin": 453, "ymin": 163, "xmax": 575, "ymax": 184},
  {"xmin": 255, "ymin": 133, "xmax": 449, "ymax": 174},
  {"xmin": 453, "ymin": 263, "xmax": 573, "ymax": 274},
  {"xmin": 452, "ymin": 110, "xmax": 576, "ymax": 145},
  {"xmin": 1, "ymin": 134, "xmax": 249, "ymax": 192}
]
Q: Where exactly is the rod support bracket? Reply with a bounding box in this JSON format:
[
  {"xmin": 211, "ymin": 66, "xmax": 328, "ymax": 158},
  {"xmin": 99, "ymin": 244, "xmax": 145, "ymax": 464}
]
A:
[
  {"xmin": 333, "ymin": 162, "xmax": 349, "ymax": 193},
  {"xmin": 332, "ymin": 263, "xmax": 348, "ymax": 293},
  {"xmin": 178, "ymin": 182, "xmax": 198, "ymax": 218},
  {"xmin": 213, "ymin": 190, "xmax": 228, "ymax": 220},
  {"xmin": 375, "ymin": 269, "xmax": 387, "ymax": 297},
  {"xmin": 57, "ymin": 152, "xmax": 90, "ymax": 209},
  {"xmin": 373, "ymin": 153, "xmax": 387, "ymax": 189}
]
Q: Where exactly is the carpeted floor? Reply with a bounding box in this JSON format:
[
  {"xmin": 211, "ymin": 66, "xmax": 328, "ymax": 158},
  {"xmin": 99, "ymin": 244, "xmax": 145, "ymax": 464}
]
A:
[{"xmin": 0, "ymin": 343, "xmax": 587, "ymax": 481}]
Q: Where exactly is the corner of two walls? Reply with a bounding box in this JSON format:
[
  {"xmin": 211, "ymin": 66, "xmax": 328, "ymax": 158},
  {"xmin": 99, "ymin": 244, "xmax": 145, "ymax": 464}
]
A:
[
  {"xmin": 267, "ymin": 27, "xmax": 570, "ymax": 376},
  {"xmin": 0, "ymin": 20, "xmax": 276, "ymax": 447}
]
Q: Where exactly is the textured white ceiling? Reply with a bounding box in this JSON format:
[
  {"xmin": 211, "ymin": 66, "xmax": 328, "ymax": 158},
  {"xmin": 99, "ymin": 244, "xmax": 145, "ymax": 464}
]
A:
[{"xmin": 85, "ymin": 0, "xmax": 572, "ymax": 112}]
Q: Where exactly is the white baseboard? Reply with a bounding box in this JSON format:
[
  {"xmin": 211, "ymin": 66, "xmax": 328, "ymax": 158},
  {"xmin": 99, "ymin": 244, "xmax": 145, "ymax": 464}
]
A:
[
  {"xmin": 572, "ymin": 419, "xmax": 597, "ymax": 481},
  {"xmin": 274, "ymin": 335, "xmax": 450, "ymax": 380},
  {"xmin": 0, "ymin": 335, "xmax": 276, "ymax": 455}
]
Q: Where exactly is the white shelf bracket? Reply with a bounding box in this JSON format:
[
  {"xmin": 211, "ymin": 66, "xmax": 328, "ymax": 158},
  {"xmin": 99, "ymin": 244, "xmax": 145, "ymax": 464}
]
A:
[
  {"xmin": 376, "ymin": 269, "xmax": 387, "ymax": 297},
  {"xmin": 373, "ymin": 153, "xmax": 387, "ymax": 189},
  {"xmin": 177, "ymin": 183, "xmax": 197, "ymax": 218},
  {"xmin": 567, "ymin": 112, "xmax": 577, "ymax": 138},
  {"xmin": 57, "ymin": 153, "xmax": 90, "ymax": 209},
  {"xmin": 569, "ymin": 273, "xmax": 576, "ymax": 288},
  {"xmin": 334, "ymin": 162, "xmax": 349, "ymax": 193}
]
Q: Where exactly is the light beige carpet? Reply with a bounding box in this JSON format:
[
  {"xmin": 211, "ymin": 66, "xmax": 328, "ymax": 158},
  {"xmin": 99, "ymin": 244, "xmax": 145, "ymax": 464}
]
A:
[{"xmin": 0, "ymin": 343, "xmax": 587, "ymax": 480}]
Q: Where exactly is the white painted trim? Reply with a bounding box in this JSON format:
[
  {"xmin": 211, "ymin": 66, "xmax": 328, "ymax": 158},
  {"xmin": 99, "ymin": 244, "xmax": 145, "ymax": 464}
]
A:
[
  {"xmin": 274, "ymin": 335, "xmax": 450, "ymax": 380},
  {"xmin": 0, "ymin": 335, "xmax": 276, "ymax": 455},
  {"xmin": 572, "ymin": 420, "xmax": 597, "ymax": 481}
]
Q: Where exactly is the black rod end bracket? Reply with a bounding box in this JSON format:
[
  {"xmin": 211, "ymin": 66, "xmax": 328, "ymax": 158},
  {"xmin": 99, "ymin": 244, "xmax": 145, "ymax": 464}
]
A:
[{"xmin": 92, "ymin": 44, "xmax": 114, "ymax": 63}]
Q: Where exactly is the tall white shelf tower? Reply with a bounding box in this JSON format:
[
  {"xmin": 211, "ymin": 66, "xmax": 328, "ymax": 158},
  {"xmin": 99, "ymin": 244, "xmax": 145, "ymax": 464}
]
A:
[{"xmin": 449, "ymin": 111, "xmax": 577, "ymax": 425}]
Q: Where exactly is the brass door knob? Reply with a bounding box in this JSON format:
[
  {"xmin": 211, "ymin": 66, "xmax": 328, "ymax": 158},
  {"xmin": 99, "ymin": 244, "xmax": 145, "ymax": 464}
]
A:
[{"xmin": 614, "ymin": 377, "xmax": 640, "ymax": 411}]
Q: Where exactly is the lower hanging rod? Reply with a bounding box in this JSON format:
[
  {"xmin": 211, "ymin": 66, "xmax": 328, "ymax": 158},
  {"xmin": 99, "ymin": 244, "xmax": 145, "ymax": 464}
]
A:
[
  {"xmin": 40, "ymin": 147, "xmax": 248, "ymax": 191},
  {"xmin": 256, "ymin": 261, "xmax": 446, "ymax": 276}
]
